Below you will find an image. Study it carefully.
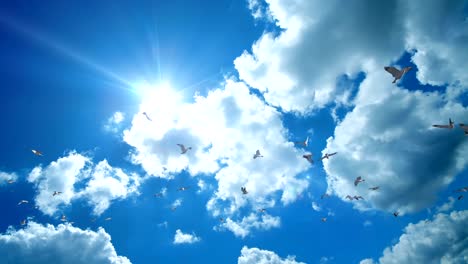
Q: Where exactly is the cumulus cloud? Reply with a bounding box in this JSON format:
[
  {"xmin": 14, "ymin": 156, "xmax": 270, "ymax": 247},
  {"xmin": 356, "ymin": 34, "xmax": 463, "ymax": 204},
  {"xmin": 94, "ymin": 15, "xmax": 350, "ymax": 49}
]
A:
[
  {"xmin": 173, "ymin": 229, "xmax": 200, "ymax": 244},
  {"xmin": 0, "ymin": 171, "xmax": 17, "ymax": 185},
  {"xmin": 323, "ymin": 68, "xmax": 468, "ymax": 214},
  {"xmin": 235, "ymin": 0, "xmax": 468, "ymax": 113},
  {"xmin": 247, "ymin": 0, "xmax": 274, "ymax": 21},
  {"xmin": 361, "ymin": 210, "xmax": 468, "ymax": 264},
  {"xmin": 28, "ymin": 152, "xmax": 141, "ymax": 216},
  {"xmin": 238, "ymin": 246, "xmax": 305, "ymax": 264},
  {"xmin": 0, "ymin": 221, "xmax": 131, "ymax": 264},
  {"xmin": 123, "ymin": 79, "xmax": 311, "ymax": 219},
  {"xmin": 104, "ymin": 111, "xmax": 125, "ymax": 133},
  {"xmin": 217, "ymin": 213, "xmax": 280, "ymax": 238},
  {"xmin": 436, "ymin": 197, "xmax": 456, "ymax": 213}
]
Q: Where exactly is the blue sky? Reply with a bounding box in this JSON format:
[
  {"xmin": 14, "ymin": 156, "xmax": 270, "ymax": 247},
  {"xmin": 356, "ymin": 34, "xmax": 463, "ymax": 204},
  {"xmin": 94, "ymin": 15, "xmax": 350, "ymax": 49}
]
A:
[{"xmin": 0, "ymin": 1, "xmax": 467, "ymax": 263}]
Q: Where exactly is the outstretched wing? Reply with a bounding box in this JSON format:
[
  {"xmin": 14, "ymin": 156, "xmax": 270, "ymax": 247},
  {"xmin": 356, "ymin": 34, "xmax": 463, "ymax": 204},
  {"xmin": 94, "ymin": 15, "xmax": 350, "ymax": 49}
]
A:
[
  {"xmin": 433, "ymin": 124, "xmax": 450, "ymax": 128},
  {"xmin": 384, "ymin": 66, "xmax": 401, "ymax": 78}
]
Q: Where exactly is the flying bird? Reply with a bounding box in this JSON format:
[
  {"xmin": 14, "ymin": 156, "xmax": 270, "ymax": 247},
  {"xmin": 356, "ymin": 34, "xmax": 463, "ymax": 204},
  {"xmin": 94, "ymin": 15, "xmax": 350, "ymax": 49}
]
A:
[
  {"xmin": 354, "ymin": 195, "xmax": 364, "ymax": 200},
  {"xmin": 458, "ymin": 195, "xmax": 464, "ymax": 200},
  {"xmin": 177, "ymin": 144, "xmax": 192, "ymax": 154},
  {"xmin": 258, "ymin": 208, "xmax": 266, "ymax": 213},
  {"xmin": 460, "ymin": 123, "xmax": 468, "ymax": 135},
  {"xmin": 384, "ymin": 66, "xmax": 412, "ymax": 83},
  {"xmin": 345, "ymin": 195, "xmax": 354, "ymax": 200},
  {"xmin": 253, "ymin": 150, "xmax": 263, "ymax": 159},
  {"xmin": 241, "ymin": 187, "xmax": 248, "ymax": 195},
  {"xmin": 31, "ymin": 149, "xmax": 43, "ymax": 156},
  {"xmin": 154, "ymin": 193, "xmax": 163, "ymax": 198},
  {"xmin": 60, "ymin": 215, "xmax": 67, "ymax": 222},
  {"xmin": 302, "ymin": 154, "xmax": 313, "ymax": 164},
  {"xmin": 321, "ymin": 217, "xmax": 327, "ymax": 222},
  {"xmin": 105, "ymin": 217, "xmax": 112, "ymax": 221},
  {"xmin": 177, "ymin": 186, "xmax": 190, "ymax": 191},
  {"xmin": 432, "ymin": 118, "xmax": 455, "ymax": 129},
  {"xmin": 142, "ymin": 112, "xmax": 152, "ymax": 121},
  {"xmin": 295, "ymin": 136, "xmax": 309, "ymax": 147},
  {"xmin": 20, "ymin": 220, "xmax": 27, "ymax": 226},
  {"xmin": 219, "ymin": 217, "xmax": 225, "ymax": 223},
  {"xmin": 454, "ymin": 187, "xmax": 468, "ymax": 193},
  {"xmin": 320, "ymin": 152, "xmax": 337, "ymax": 160},
  {"xmin": 321, "ymin": 193, "xmax": 330, "ymax": 199},
  {"xmin": 354, "ymin": 176, "xmax": 365, "ymax": 186},
  {"xmin": 393, "ymin": 211, "xmax": 399, "ymax": 217},
  {"xmin": 52, "ymin": 191, "xmax": 62, "ymax": 196},
  {"xmin": 369, "ymin": 186, "xmax": 380, "ymax": 191},
  {"xmin": 18, "ymin": 200, "xmax": 28, "ymax": 205},
  {"xmin": 7, "ymin": 179, "xmax": 15, "ymax": 184}
]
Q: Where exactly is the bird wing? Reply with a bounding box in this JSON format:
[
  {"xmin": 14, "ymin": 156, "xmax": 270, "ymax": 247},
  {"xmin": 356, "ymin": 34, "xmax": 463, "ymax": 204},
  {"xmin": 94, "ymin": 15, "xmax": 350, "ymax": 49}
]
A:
[
  {"xmin": 177, "ymin": 144, "xmax": 185, "ymax": 151},
  {"xmin": 330, "ymin": 152, "xmax": 337, "ymax": 156},
  {"xmin": 433, "ymin": 124, "xmax": 450, "ymax": 128},
  {"xmin": 256, "ymin": 150, "xmax": 260, "ymax": 155},
  {"xmin": 384, "ymin": 66, "xmax": 401, "ymax": 77}
]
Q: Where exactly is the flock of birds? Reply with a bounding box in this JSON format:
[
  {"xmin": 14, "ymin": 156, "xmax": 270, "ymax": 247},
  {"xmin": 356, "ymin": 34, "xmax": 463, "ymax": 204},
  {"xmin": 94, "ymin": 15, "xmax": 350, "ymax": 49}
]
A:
[{"xmin": 3, "ymin": 65, "xmax": 468, "ymax": 231}]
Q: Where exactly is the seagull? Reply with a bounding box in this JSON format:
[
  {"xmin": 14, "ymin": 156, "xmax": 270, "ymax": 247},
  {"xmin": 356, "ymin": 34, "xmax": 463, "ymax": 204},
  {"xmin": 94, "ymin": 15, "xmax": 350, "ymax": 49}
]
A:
[
  {"xmin": 154, "ymin": 193, "xmax": 163, "ymax": 198},
  {"xmin": 302, "ymin": 154, "xmax": 313, "ymax": 164},
  {"xmin": 142, "ymin": 112, "xmax": 152, "ymax": 121},
  {"xmin": 393, "ymin": 211, "xmax": 399, "ymax": 217},
  {"xmin": 295, "ymin": 136, "xmax": 309, "ymax": 147},
  {"xmin": 177, "ymin": 186, "xmax": 190, "ymax": 191},
  {"xmin": 7, "ymin": 179, "xmax": 15, "ymax": 184},
  {"xmin": 432, "ymin": 118, "xmax": 454, "ymax": 129},
  {"xmin": 52, "ymin": 191, "xmax": 62, "ymax": 196},
  {"xmin": 177, "ymin": 144, "xmax": 192, "ymax": 154},
  {"xmin": 369, "ymin": 186, "xmax": 380, "ymax": 191},
  {"xmin": 31, "ymin": 149, "xmax": 43, "ymax": 156},
  {"xmin": 18, "ymin": 200, "xmax": 29, "ymax": 205},
  {"xmin": 460, "ymin": 124, "xmax": 468, "ymax": 135},
  {"xmin": 354, "ymin": 195, "xmax": 364, "ymax": 200},
  {"xmin": 258, "ymin": 208, "xmax": 266, "ymax": 213},
  {"xmin": 170, "ymin": 206, "xmax": 177, "ymax": 211},
  {"xmin": 345, "ymin": 195, "xmax": 354, "ymax": 200},
  {"xmin": 219, "ymin": 217, "xmax": 225, "ymax": 223},
  {"xmin": 321, "ymin": 217, "xmax": 327, "ymax": 222},
  {"xmin": 454, "ymin": 187, "xmax": 468, "ymax": 193},
  {"xmin": 458, "ymin": 195, "xmax": 464, "ymax": 200},
  {"xmin": 241, "ymin": 187, "xmax": 248, "ymax": 195},
  {"xmin": 20, "ymin": 219, "xmax": 27, "ymax": 226},
  {"xmin": 253, "ymin": 150, "xmax": 263, "ymax": 159},
  {"xmin": 321, "ymin": 193, "xmax": 330, "ymax": 199},
  {"xmin": 321, "ymin": 152, "xmax": 337, "ymax": 160},
  {"xmin": 384, "ymin": 66, "xmax": 412, "ymax": 83},
  {"xmin": 60, "ymin": 215, "xmax": 67, "ymax": 221},
  {"xmin": 105, "ymin": 217, "xmax": 112, "ymax": 221},
  {"xmin": 354, "ymin": 176, "xmax": 365, "ymax": 186}
]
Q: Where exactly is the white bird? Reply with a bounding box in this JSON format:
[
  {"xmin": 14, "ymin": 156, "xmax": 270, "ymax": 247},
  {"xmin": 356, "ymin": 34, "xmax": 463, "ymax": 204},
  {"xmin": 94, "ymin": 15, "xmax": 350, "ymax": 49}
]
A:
[
  {"xmin": 321, "ymin": 152, "xmax": 337, "ymax": 160},
  {"xmin": 354, "ymin": 176, "xmax": 365, "ymax": 186},
  {"xmin": 18, "ymin": 200, "xmax": 28, "ymax": 205},
  {"xmin": 31, "ymin": 149, "xmax": 43, "ymax": 156},
  {"xmin": 369, "ymin": 186, "xmax": 380, "ymax": 191},
  {"xmin": 60, "ymin": 215, "xmax": 67, "ymax": 221},
  {"xmin": 295, "ymin": 136, "xmax": 309, "ymax": 147},
  {"xmin": 20, "ymin": 219, "xmax": 27, "ymax": 226},
  {"xmin": 142, "ymin": 112, "xmax": 152, "ymax": 121},
  {"xmin": 53, "ymin": 191, "xmax": 62, "ymax": 196},
  {"xmin": 7, "ymin": 179, "xmax": 15, "ymax": 184},
  {"xmin": 433, "ymin": 118, "xmax": 454, "ymax": 129},
  {"xmin": 345, "ymin": 195, "xmax": 354, "ymax": 200},
  {"xmin": 321, "ymin": 217, "xmax": 327, "ymax": 222},
  {"xmin": 302, "ymin": 154, "xmax": 313, "ymax": 164},
  {"xmin": 177, "ymin": 144, "xmax": 192, "ymax": 154},
  {"xmin": 177, "ymin": 186, "xmax": 190, "ymax": 191},
  {"xmin": 241, "ymin": 187, "xmax": 248, "ymax": 195},
  {"xmin": 459, "ymin": 123, "xmax": 468, "ymax": 135},
  {"xmin": 384, "ymin": 66, "xmax": 412, "ymax": 83},
  {"xmin": 253, "ymin": 150, "xmax": 263, "ymax": 159},
  {"xmin": 454, "ymin": 186, "xmax": 468, "ymax": 193},
  {"xmin": 258, "ymin": 208, "xmax": 266, "ymax": 213},
  {"xmin": 105, "ymin": 217, "xmax": 112, "ymax": 221}
]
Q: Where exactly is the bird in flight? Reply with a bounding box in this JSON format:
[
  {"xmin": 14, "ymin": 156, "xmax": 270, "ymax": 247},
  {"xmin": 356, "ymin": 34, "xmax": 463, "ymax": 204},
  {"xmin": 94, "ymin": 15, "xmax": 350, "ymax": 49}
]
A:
[
  {"xmin": 241, "ymin": 187, "xmax": 248, "ymax": 195},
  {"xmin": 321, "ymin": 152, "xmax": 337, "ymax": 160},
  {"xmin": 253, "ymin": 150, "xmax": 263, "ymax": 159},
  {"xmin": 20, "ymin": 219, "xmax": 27, "ymax": 226},
  {"xmin": 353, "ymin": 195, "xmax": 364, "ymax": 200},
  {"xmin": 105, "ymin": 217, "xmax": 112, "ymax": 221},
  {"xmin": 177, "ymin": 144, "xmax": 192, "ymax": 154},
  {"xmin": 393, "ymin": 211, "xmax": 399, "ymax": 217},
  {"xmin": 345, "ymin": 195, "xmax": 354, "ymax": 200},
  {"xmin": 142, "ymin": 112, "xmax": 152, "ymax": 121},
  {"xmin": 18, "ymin": 200, "xmax": 29, "ymax": 205},
  {"xmin": 53, "ymin": 191, "xmax": 62, "ymax": 196},
  {"xmin": 458, "ymin": 195, "xmax": 464, "ymax": 200},
  {"xmin": 7, "ymin": 179, "xmax": 15, "ymax": 184},
  {"xmin": 384, "ymin": 66, "xmax": 412, "ymax": 83},
  {"xmin": 302, "ymin": 154, "xmax": 313, "ymax": 164},
  {"xmin": 321, "ymin": 217, "xmax": 327, "ymax": 222},
  {"xmin": 31, "ymin": 149, "xmax": 43, "ymax": 156},
  {"xmin": 295, "ymin": 136, "xmax": 309, "ymax": 147},
  {"xmin": 219, "ymin": 217, "xmax": 225, "ymax": 223},
  {"xmin": 432, "ymin": 118, "xmax": 454, "ymax": 129},
  {"xmin": 460, "ymin": 123, "xmax": 468, "ymax": 135},
  {"xmin": 454, "ymin": 187, "xmax": 468, "ymax": 193},
  {"xmin": 321, "ymin": 193, "xmax": 330, "ymax": 199},
  {"xmin": 258, "ymin": 208, "xmax": 266, "ymax": 214},
  {"xmin": 60, "ymin": 215, "xmax": 67, "ymax": 222},
  {"xmin": 369, "ymin": 186, "xmax": 380, "ymax": 191},
  {"xmin": 354, "ymin": 176, "xmax": 365, "ymax": 186},
  {"xmin": 154, "ymin": 193, "xmax": 163, "ymax": 198},
  {"xmin": 177, "ymin": 186, "xmax": 190, "ymax": 191}
]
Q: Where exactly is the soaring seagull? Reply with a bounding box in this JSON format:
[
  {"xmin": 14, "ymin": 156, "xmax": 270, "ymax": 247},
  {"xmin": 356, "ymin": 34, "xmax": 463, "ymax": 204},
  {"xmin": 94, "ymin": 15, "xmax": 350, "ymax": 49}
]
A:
[
  {"xmin": 384, "ymin": 66, "xmax": 412, "ymax": 83},
  {"xmin": 53, "ymin": 191, "xmax": 62, "ymax": 196},
  {"xmin": 303, "ymin": 154, "xmax": 313, "ymax": 164},
  {"xmin": 321, "ymin": 152, "xmax": 337, "ymax": 160},
  {"xmin": 32, "ymin": 149, "xmax": 43, "ymax": 156},
  {"xmin": 295, "ymin": 136, "xmax": 309, "ymax": 147},
  {"xmin": 241, "ymin": 187, "xmax": 248, "ymax": 195},
  {"xmin": 177, "ymin": 144, "xmax": 192, "ymax": 154},
  {"xmin": 253, "ymin": 150, "xmax": 263, "ymax": 159},
  {"xmin": 142, "ymin": 112, "xmax": 152, "ymax": 121},
  {"xmin": 354, "ymin": 176, "xmax": 365, "ymax": 186},
  {"xmin": 433, "ymin": 118, "xmax": 454, "ymax": 129}
]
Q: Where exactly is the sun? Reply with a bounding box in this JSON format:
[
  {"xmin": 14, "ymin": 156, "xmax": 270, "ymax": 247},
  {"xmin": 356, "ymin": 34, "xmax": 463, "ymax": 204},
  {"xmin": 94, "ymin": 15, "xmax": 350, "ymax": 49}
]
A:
[{"xmin": 132, "ymin": 81, "xmax": 185, "ymax": 116}]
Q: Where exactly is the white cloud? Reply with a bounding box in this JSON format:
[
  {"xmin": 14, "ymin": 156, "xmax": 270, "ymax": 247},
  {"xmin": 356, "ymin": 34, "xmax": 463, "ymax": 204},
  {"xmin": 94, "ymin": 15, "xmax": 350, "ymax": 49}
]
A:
[
  {"xmin": 234, "ymin": 0, "xmax": 468, "ymax": 113},
  {"xmin": 0, "ymin": 171, "xmax": 17, "ymax": 185},
  {"xmin": 123, "ymin": 79, "xmax": 311, "ymax": 218},
  {"xmin": 247, "ymin": 0, "xmax": 274, "ymax": 21},
  {"xmin": 28, "ymin": 152, "xmax": 141, "ymax": 216},
  {"xmin": 320, "ymin": 256, "xmax": 335, "ymax": 264},
  {"xmin": 311, "ymin": 202, "xmax": 321, "ymax": 212},
  {"xmin": 104, "ymin": 111, "xmax": 125, "ymax": 133},
  {"xmin": 436, "ymin": 197, "xmax": 456, "ymax": 213},
  {"xmin": 217, "ymin": 213, "xmax": 280, "ymax": 238},
  {"xmin": 363, "ymin": 220, "xmax": 372, "ymax": 227},
  {"xmin": 238, "ymin": 246, "xmax": 305, "ymax": 264},
  {"xmin": 173, "ymin": 229, "xmax": 200, "ymax": 244},
  {"xmin": 362, "ymin": 210, "xmax": 468, "ymax": 264},
  {"xmin": 0, "ymin": 221, "xmax": 131, "ymax": 264},
  {"xmin": 323, "ymin": 68, "xmax": 468, "ymax": 214}
]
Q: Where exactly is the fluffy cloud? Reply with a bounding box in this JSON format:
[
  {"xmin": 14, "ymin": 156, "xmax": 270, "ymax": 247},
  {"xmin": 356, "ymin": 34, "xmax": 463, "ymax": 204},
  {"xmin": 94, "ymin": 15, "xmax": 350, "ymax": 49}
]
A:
[
  {"xmin": 323, "ymin": 68, "xmax": 468, "ymax": 213},
  {"xmin": 361, "ymin": 210, "xmax": 468, "ymax": 264},
  {"xmin": 28, "ymin": 152, "xmax": 140, "ymax": 216},
  {"xmin": 238, "ymin": 246, "xmax": 305, "ymax": 264},
  {"xmin": 173, "ymin": 229, "xmax": 200, "ymax": 244},
  {"xmin": 0, "ymin": 222, "xmax": 131, "ymax": 264},
  {"xmin": 436, "ymin": 197, "xmax": 456, "ymax": 213},
  {"xmin": 123, "ymin": 80, "xmax": 311, "ymax": 220},
  {"xmin": 104, "ymin": 111, "xmax": 125, "ymax": 133},
  {"xmin": 0, "ymin": 171, "xmax": 17, "ymax": 185},
  {"xmin": 217, "ymin": 213, "xmax": 280, "ymax": 238},
  {"xmin": 235, "ymin": 0, "xmax": 468, "ymax": 113}
]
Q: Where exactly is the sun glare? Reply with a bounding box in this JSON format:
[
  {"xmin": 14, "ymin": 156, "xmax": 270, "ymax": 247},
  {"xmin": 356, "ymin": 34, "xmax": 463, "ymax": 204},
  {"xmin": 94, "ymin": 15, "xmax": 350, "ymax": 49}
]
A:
[{"xmin": 133, "ymin": 81, "xmax": 184, "ymax": 115}]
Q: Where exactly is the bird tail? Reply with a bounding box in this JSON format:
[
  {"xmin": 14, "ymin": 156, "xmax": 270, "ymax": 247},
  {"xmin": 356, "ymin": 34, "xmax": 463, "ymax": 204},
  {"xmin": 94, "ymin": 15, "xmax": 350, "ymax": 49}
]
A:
[{"xmin": 392, "ymin": 79, "xmax": 396, "ymax": 83}]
